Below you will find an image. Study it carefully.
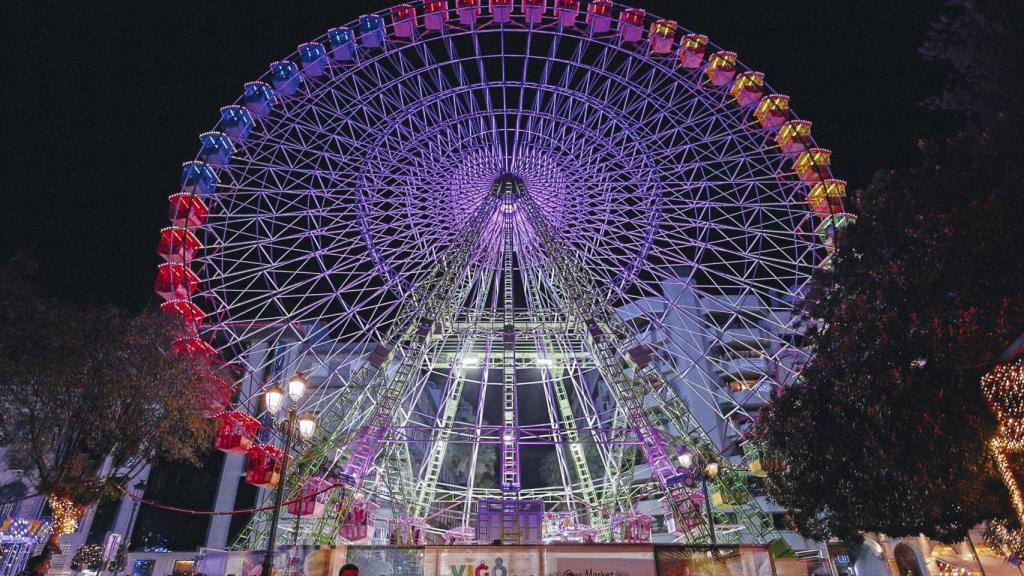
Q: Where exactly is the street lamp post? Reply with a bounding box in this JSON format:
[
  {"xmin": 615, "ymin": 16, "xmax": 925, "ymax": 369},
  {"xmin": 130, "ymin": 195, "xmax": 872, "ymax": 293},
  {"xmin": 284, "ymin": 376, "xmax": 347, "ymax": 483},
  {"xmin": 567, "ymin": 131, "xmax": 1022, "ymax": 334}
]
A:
[
  {"xmin": 260, "ymin": 374, "xmax": 316, "ymax": 576},
  {"xmin": 678, "ymin": 451, "xmax": 720, "ymax": 547}
]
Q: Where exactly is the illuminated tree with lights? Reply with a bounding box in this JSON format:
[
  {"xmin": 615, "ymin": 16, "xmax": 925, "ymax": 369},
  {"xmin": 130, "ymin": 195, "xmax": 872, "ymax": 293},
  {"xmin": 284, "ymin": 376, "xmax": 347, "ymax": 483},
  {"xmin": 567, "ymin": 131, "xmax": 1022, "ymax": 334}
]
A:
[
  {"xmin": 0, "ymin": 261, "xmax": 219, "ymax": 547},
  {"xmin": 981, "ymin": 359, "xmax": 1024, "ymax": 561},
  {"xmin": 982, "ymin": 359, "xmax": 1024, "ymax": 455},
  {"xmin": 70, "ymin": 544, "xmax": 104, "ymax": 572}
]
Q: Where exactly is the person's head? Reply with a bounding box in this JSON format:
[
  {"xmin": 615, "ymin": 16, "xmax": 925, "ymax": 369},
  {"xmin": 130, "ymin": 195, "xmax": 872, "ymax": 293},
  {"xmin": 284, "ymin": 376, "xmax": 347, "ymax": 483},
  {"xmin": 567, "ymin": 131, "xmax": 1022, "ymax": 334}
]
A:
[
  {"xmin": 339, "ymin": 564, "xmax": 359, "ymax": 576},
  {"xmin": 27, "ymin": 555, "xmax": 51, "ymax": 575}
]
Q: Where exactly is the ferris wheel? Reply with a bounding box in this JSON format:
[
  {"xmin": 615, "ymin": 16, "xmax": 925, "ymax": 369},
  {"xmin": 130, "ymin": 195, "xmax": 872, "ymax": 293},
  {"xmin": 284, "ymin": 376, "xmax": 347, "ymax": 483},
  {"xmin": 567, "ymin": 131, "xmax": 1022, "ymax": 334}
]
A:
[{"xmin": 155, "ymin": 0, "xmax": 852, "ymax": 548}]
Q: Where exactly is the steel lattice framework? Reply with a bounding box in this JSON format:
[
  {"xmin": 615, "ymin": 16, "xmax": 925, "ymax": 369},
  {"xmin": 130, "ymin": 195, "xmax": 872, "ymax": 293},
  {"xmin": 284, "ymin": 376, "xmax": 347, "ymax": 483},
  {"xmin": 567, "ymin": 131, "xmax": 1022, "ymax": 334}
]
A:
[{"xmin": 155, "ymin": 0, "xmax": 854, "ymax": 549}]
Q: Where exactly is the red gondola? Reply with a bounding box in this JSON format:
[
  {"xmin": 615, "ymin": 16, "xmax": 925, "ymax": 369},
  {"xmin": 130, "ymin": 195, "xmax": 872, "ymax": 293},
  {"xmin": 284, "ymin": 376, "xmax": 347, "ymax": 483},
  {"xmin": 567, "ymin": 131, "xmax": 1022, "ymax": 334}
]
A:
[
  {"xmin": 154, "ymin": 263, "xmax": 199, "ymax": 301},
  {"xmin": 618, "ymin": 8, "xmax": 645, "ymax": 43},
  {"xmin": 389, "ymin": 515, "xmax": 428, "ymax": 545},
  {"xmin": 554, "ymin": 0, "xmax": 578, "ymax": 27},
  {"xmin": 160, "ymin": 298, "xmax": 205, "ymax": 329},
  {"xmin": 245, "ymin": 444, "xmax": 283, "ymax": 488},
  {"xmin": 338, "ymin": 498, "xmax": 379, "ymax": 543},
  {"xmin": 649, "ymin": 20, "xmax": 677, "ymax": 54},
  {"xmin": 610, "ymin": 511, "xmax": 652, "ymax": 543},
  {"xmin": 391, "ymin": 4, "xmax": 416, "ymax": 38},
  {"xmin": 213, "ymin": 411, "xmax": 261, "ymax": 453},
  {"xmin": 157, "ymin": 227, "xmax": 202, "ymax": 263},
  {"xmin": 167, "ymin": 193, "xmax": 209, "ymax": 227},
  {"xmin": 172, "ymin": 335, "xmax": 217, "ymax": 358},
  {"xmin": 491, "ymin": 0, "xmax": 512, "ymax": 22},
  {"xmin": 523, "ymin": 0, "xmax": 546, "ymax": 25},
  {"xmin": 678, "ymin": 34, "xmax": 707, "ymax": 69},
  {"xmin": 456, "ymin": 0, "xmax": 479, "ymax": 25},
  {"xmin": 287, "ymin": 476, "xmax": 335, "ymax": 517},
  {"xmin": 423, "ymin": 0, "xmax": 447, "ymax": 30},
  {"xmin": 585, "ymin": 0, "xmax": 612, "ymax": 33}
]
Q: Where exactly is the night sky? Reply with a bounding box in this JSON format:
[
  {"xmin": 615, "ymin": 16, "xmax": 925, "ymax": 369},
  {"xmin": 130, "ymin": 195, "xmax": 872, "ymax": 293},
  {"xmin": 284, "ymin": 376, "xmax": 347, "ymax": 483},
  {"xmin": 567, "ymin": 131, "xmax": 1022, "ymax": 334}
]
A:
[{"xmin": 3, "ymin": 0, "xmax": 950, "ymax": 309}]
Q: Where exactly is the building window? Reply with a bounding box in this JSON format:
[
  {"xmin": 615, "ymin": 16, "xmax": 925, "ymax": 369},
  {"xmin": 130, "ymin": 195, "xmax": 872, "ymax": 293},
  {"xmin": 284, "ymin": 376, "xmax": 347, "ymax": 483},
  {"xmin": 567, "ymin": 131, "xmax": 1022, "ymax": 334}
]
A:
[
  {"xmin": 651, "ymin": 514, "xmax": 667, "ymax": 534},
  {"xmin": 0, "ymin": 481, "xmax": 27, "ymax": 518},
  {"xmin": 716, "ymin": 346, "xmax": 766, "ymax": 361},
  {"xmin": 133, "ymin": 560, "xmax": 156, "ymax": 576},
  {"xmin": 770, "ymin": 513, "xmax": 790, "ymax": 530},
  {"xmin": 727, "ymin": 379, "xmax": 760, "ymax": 392}
]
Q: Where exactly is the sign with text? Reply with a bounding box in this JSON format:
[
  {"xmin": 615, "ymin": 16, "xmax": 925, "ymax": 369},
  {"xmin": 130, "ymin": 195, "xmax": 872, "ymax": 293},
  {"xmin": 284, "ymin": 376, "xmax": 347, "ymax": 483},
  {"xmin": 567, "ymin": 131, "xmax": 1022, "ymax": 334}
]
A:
[
  {"xmin": 654, "ymin": 545, "xmax": 774, "ymax": 576},
  {"xmin": 346, "ymin": 546, "xmax": 424, "ymax": 576},
  {"xmin": 196, "ymin": 547, "xmax": 347, "ymax": 576},
  {"xmin": 424, "ymin": 546, "xmax": 542, "ymax": 576},
  {"xmin": 197, "ymin": 544, "xmax": 775, "ymax": 576},
  {"xmin": 544, "ymin": 545, "xmax": 656, "ymax": 576}
]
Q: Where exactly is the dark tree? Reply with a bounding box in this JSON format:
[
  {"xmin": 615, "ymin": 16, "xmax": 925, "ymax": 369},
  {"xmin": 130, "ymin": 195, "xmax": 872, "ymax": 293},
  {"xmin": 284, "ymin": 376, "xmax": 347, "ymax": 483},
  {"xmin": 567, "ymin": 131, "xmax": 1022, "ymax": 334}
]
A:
[
  {"xmin": 920, "ymin": 0, "xmax": 1024, "ymax": 129},
  {"xmin": 0, "ymin": 261, "xmax": 219, "ymax": 545},
  {"xmin": 754, "ymin": 116, "xmax": 1023, "ymax": 542},
  {"xmin": 752, "ymin": 0, "xmax": 1024, "ymax": 543}
]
